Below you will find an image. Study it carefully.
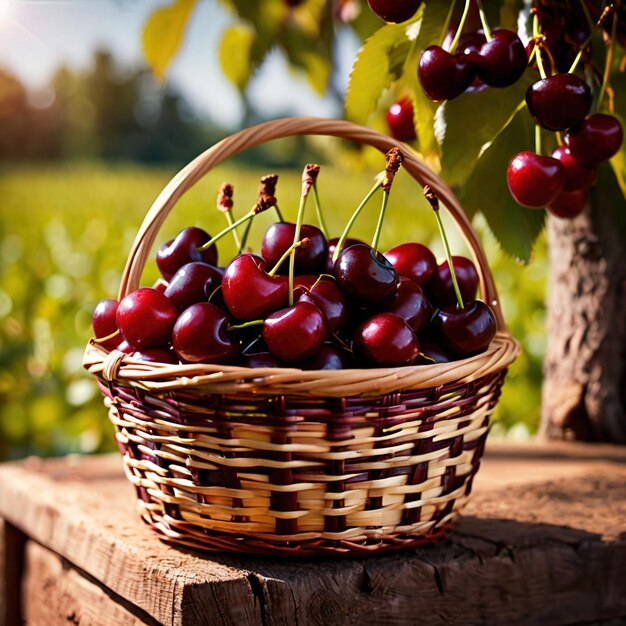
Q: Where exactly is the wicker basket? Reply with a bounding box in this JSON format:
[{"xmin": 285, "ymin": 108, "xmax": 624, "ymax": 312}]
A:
[{"xmin": 83, "ymin": 118, "xmax": 519, "ymax": 557}]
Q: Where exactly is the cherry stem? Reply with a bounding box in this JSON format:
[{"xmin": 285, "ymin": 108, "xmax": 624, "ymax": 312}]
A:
[
  {"xmin": 94, "ymin": 329, "xmax": 121, "ymax": 344},
  {"xmin": 424, "ymin": 186, "xmax": 464, "ymax": 310},
  {"xmin": 217, "ymin": 183, "xmax": 241, "ymax": 249},
  {"xmin": 371, "ymin": 189, "xmax": 390, "ymax": 253},
  {"xmin": 199, "ymin": 210, "xmax": 255, "ymax": 251},
  {"xmin": 275, "ymin": 206, "xmax": 285, "ymax": 223},
  {"xmin": 238, "ymin": 216, "xmax": 254, "ymax": 254},
  {"xmin": 229, "ymin": 319, "xmax": 264, "ymax": 331},
  {"xmin": 474, "ymin": 0, "xmax": 493, "ymax": 42},
  {"xmin": 532, "ymin": 13, "xmax": 549, "ymax": 79},
  {"xmin": 207, "ymin": 284, "xmax": 222, "ymax": 303},
  {"xmin": 535, "ymin": 124, "xmax": 543, "ymax": 155},
  {"xmin": 269, "ymin": 237, "xmax": 309, "ymax": 279},
  {"xmin": 449, "ymin": 0, "xmax": 473, "ymax": 53},
  {"xmin": 312, "ymin": 183, "xmax": 329, "ymax": 239},
  {"xmin": 568, "ymin": 2, "xmax": 611, "ymax": 74},
  {"xmin": 596, "ymin": 7, "xmax": 617, "ymax": 112},
  {"xmin": 331, "ymin": 175, "xmax": 383, "ymax": 265}
]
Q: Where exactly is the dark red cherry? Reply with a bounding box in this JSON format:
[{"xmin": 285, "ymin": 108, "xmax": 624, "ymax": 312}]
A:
[
  {"xmin": 379, "ymin": 277, "xmax": 431, "ymax": 333},
  {"xmin": 92, "ymin": 298, "xmax": 119, "ymax": 350},
  {"xmin": 163, "ymin": 262, "xmax": 222, "ymax": 311},
  {"xmin": 507, "ymin": 151, "xmax": 565, "ymax": 208},
  {"xmin": 418, "ymin": 45, "xmax": 475, "ymax": 101},
  {"xmin": 261, "ymin": 223, "xmax": 327, "ymax": 275},
  {"xmin": 547, "ymin": 189, "xmax": 587, "ymax": 219},
  {"xmin": 526, "ymin": 74, "xmax": 591, "ymax": 131},
  {"xmin": 172, "ymin": 302, "xmax": 240, "ymax": 364},
  {"xmin": 263, "ymin": 301, "xmax": 327, "ymax": 363},
  {"xmin": 156, "ymin": 227, "xmax": 218, "ymax": 281},
  {"xmin": 418, "ymin": 342, "xmax": 451, "ymax": 364},
  {"xmin": 334, "ymin": 244, "xmax": 399, "ymax": 303},
  {"xmin": 551, "ymin": 145, "xmax": 597, "ymax": 192},
  {"xmin": 367, "ymin": 0, "xmax": 422, "ymax": 23},
  {"xmin": 385, "ymin": 242, "xmax": 437, "ymax": 288},
  {"xmin": 301, "ymin": 344, "xmax": 350, "ymax": 370},
  {"xmin": 430, "ymin": 256, "xmax": 479, "ymax": 308},
  {"xmin": 116, "ymin": 288, "xmax": 179, "ymax": 350},
  {"xmin": 474, "ymin": 29, "xmax": 527, "ymax": 87},
  {"xmin": 294, "ymin": 275, "xmax": 318, "ymax": 292},
  {"xmin": 564, "ymin": 114, "xmax": 624, "ymax": 166},
  {"xmin": 325, "ymin": 237, "xmax": 363, "ymax": 273},
  {"xmin": 295, "ymin": 278, "xmax": 348, "ymax": 335},
  {"xmin": 244, "ymin": 351, "xmax": 281, "ymax": 368},
  {"xmin": 386, "ymin": 98, "xmax": 416, "ymax": 142},
  {"xmin": 353, "ymin": 313, "xmax": 420, "ymax": 367},
  {"xmin": 131, "ymin": 348, "xmax": 178, "ymax": 364},
  {"xmin": 432, "ymin": 300, "xmax": 496, "ymax": 356},
  {"xmin": 222, "ymin": 254, "xmax": 288, "ymax": 321}
]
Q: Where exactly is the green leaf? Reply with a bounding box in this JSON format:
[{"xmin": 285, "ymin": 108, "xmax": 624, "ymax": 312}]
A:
[
  {"xmin": 414, "ymin": 0, "xmax": 455, "ymax": 51},
  {"xmin": 219, "ymin": 25, "xmax": 256, "ymax": 90},
  {"xmin": 459, "ymin": 109, "xmax": 545, "ymax": 261},
  {"xmin": 440, "ymin": 70, "xmax": 535, "ymax": 187},
  {"xmin": 345, "ymin": 22, "xmax": 411, "ymax": 124},
  {"xmin": 142, "ymin": 0, "xmax": 197, "ymax": 79}
]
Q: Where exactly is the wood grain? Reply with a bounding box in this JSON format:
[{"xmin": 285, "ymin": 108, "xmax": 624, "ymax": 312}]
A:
[
  {"xmin": 22, "ymin": 542, "xmax": 153, "ymax": 626},
  {"xmin": 1, "ymin": 441, "xmax": 625, "ymax": 626}
]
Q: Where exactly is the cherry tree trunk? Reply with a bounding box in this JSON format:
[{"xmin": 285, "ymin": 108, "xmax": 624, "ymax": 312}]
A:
[{"xmin": 540, "ymin": 184, "xmax": 626, "ymax": 443}]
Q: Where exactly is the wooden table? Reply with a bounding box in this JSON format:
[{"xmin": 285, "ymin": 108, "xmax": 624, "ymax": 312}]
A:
[{"xmin": 1, "ymin": 441, "xmax": 625, "ymax": 626}]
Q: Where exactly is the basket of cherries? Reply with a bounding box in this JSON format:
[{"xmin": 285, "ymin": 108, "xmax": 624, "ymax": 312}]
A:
[{"xmin": 84, "ymin": 118, "xmax": 519, "ymax": 556}]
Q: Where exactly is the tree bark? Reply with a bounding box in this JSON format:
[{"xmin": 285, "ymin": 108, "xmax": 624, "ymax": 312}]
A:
[{"xmin": 541, "ymin": 182, "xmax": 626, "ymax": 442}]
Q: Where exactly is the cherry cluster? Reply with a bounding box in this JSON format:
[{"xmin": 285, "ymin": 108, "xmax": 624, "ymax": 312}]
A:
[{"xmin": 92, "ymin": 152, "xmax": 497, "ymax": 370}]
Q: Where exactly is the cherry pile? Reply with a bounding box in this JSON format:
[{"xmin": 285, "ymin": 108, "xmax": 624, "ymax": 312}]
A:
[{"xmin": 92, "ymin": 151, "xmax": 497, "ymax": 370}]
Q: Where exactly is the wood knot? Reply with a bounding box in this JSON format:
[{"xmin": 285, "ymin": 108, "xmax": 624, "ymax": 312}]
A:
[{"xmin": 307, "ymin": 589, "xmax": 346, "ymax": 626}]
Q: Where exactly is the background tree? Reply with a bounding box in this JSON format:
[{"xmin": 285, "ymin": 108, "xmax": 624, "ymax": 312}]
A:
[{"xmin": 142, "ymin": 0, "xmax": 626, "ymax": 442}]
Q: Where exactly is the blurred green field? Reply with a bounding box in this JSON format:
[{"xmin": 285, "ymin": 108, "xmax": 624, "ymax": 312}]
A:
[{"xmin": 0, "ymin": 159, "xmax": 546, "ymax": 460}]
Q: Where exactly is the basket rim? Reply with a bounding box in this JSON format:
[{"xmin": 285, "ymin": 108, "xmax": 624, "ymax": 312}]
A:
[{"xmin": 83, "ymin": 331, "xmax": 519, "ymax": 397}]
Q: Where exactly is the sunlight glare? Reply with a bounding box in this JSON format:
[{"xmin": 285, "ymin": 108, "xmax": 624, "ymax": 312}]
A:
[{"xmin": 0, "ymin": 1, "xmax": 14, "ymax": 23}]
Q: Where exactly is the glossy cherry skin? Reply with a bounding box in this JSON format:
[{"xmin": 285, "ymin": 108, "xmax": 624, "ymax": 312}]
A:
[
  {"xmin": 353, "ymin": 313, "xmax": 420, "ymax": 367},
  {"xmin": 295, "ymin": 278, "xmax": 348, "ymax": 335},
  {"xmin": 379, "ymin": 277, "xmax": 431, "ymax": 333},
  {"xmin": 526, "ymin": 74, "xmax": 591, "ymax": 131},
  {"xmin": 163, "ymin": 262, "xmax": 222, "ymax": 311},
  {"xmin": 172, "ymin": 302, "xmax": 240, "ymax": 364},
  {"xmin": 92, "ymin": 298, "xmax": 120, "ymax": 350},
  {"xmin": 262, "ymin": 223, "xmax": 327, "ymax": 275},
  {"xmin": 334, "ymin": 244, "xmax": 399, "ymax": 303},
  {"xmin": 325, "ymin": 237, "xmax": 363, "ymax": 273},
  {"xmin": 152, "ymin": 278, "xmax": 168, "ymax": 293},
  {"xmin": 263, "ymin": 301, "xmax": 327, "ymax": 363},
  {"xmin": 507, "ymin": 151, "xmax": 565, "ymax": 208},
  {"xmin": 418, "ymin": 46, "xmax": 474, "ymax": 101},
  {"xmin": 367, "ymin": 0, "xmax": 422, "ymax": 23},
  {"xmin": 386, "ymin": 98, "xmax": 416, "ymax": 142},
  {"xmin": 222, "ymin": 254, "xmax": 288, "ymax": 321},
  {"xmin": 551, "ymin": 145, "xmax": 597, "ymax": 192},
  {"xmin": 130, "ymin": 348, "xmax": 178, "ymax": 364},
  {"xmin": 564, "ymin": 114, "xmax": 624, "ymax": 166},
  {"xmin": 116, "ymin": 288, "xmax": 179, "ymax": 350},
  {"xmin": 385, "ymin": 242, "xmax": 437, "ymax": 288},
  {"xmin": 301, "ymin": 344, "xmax": 350, "ymax": 370},
  {"xmin": 429, "ymin": 256, "xmax": 479, "ymax": 308},
  {"xmin": 547, "ymin": 189, "xmax": 587, "ymax": 219},
  {"xmin": 156, "ymin": 227, "xmax": 218, "ymax": 281},
  {"xmin": 474, "ymin": 29, "xmax": 527, "ymax": 87},
  {"xmin": 433, "ymin": 300, "xmax": 496, "ymax": 356}
]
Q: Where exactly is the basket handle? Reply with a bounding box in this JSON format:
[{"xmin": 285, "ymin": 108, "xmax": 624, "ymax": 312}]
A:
[{"xmin": 118, "ymin": 117, "xmax": 506, "ymax": 330}]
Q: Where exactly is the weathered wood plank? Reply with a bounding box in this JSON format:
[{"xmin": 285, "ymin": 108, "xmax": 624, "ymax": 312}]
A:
[
  {"xmin": 22, "ymin": 541, "xmax": 154, "ymax": 626},
  {"xmin": 2, "ymin": 521, "xmax": 27, "ymax": 626},
  {"xmin": 0, "ymin": 442, "xmax": 625, "ymax": 626}
]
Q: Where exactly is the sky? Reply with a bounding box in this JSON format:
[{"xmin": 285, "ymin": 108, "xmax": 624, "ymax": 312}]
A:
[{"xmin": 0, "ymin": 0, "xmax": 360, "ymax": 128}]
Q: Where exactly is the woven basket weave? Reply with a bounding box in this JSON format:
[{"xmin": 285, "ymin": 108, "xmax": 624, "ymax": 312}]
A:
[{"xmin": 83, "ymin": 117, "xmax": 519, "ymax": 556}]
